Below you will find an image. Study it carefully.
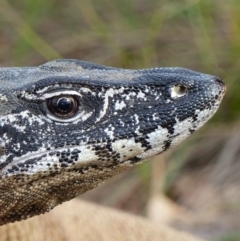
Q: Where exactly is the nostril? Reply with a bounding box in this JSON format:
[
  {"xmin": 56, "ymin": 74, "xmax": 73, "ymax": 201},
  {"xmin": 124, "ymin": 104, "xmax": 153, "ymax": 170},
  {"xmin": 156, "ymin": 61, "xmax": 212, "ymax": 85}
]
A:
[
  {"xmin": 215, "ymin": 77, "xmax": 226, "ymax": 93},
  {"xmin": 215, "ymin": 77, "xmax": 224, "ymax": 86}
]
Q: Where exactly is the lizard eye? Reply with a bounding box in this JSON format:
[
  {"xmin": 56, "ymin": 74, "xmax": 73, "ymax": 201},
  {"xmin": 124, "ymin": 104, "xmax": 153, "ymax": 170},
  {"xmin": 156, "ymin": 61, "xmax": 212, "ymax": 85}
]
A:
[
  {"xmin": 170, "ymin": 85, "xmax": 188, "ymax": 99},
  {"xmin": 47, "ymin": 95, "xmax": 78, "ymax": 118}
]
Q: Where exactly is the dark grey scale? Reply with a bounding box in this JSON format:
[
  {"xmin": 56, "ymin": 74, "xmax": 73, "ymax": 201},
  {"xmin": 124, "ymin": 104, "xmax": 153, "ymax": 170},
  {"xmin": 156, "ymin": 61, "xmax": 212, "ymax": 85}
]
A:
[
  {"xmin": 59, "ymin": 142, "xmax": 66, "ymax": 148},
  {"xmin": 10, "ymin": 165, "xmax": 19, "ymax": 172},
  {"xmin": 60, "ymin": 163, "xmax": 68, "ymax": 168},
  {"xmin": 48, "ymin": 151, "xmax": 56, "ymax": 156},
  {"xmin": 192, "ymin": 115, "xmax": 198, "ymax": 123},
  {"xmin": 129, "ymin": 156, "xmax": 142, "ymax": 164},
  {"xmin": 94, "ymin": 150, "xmax": 102, "ymax": 156},
  {"xmin": 92, "ymin": 145, "xmax": 99, "ymax": 151},
  {"xmin": 105, "ymin": 143, "xmax": 113, "ymax": 152},
  {"xmin": 189, "ymin": 129, "xmax": 195, "ymax": 134},
  {"xmin": 135, "ymin": 136, "xmax": 152, "ymax": 151},
  {"xmin": 71, "ymin": 149, "xmax": 81, "ymax": 154},
  {"xmin": 69, "ymin": 155, "xmax": 75, "ymax": 160},
  {"xmin": 113, "ymin": 153, "xmax": 121, "ymax": 159},
  {"xmin": 163, "ymin": 140, "xmax": 172, "ymax": 151}
]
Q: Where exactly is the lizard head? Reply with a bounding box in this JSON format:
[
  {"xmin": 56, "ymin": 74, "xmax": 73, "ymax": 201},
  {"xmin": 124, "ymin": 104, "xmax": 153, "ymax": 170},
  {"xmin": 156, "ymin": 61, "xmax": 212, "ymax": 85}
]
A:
[{"xmin": 0, "ymin": 59, "xmax": 225, "ymax": 224}]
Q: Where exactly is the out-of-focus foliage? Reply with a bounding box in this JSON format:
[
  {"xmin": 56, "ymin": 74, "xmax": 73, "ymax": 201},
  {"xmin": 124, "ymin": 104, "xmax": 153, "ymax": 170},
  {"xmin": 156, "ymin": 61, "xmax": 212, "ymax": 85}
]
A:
[
  {"xmin": 0, "ymin": 0, "xmax": 239, "ymax": 121},
  {"xmin": 0, "ymin": 1, "xmax": 240, "ymax": 240}
]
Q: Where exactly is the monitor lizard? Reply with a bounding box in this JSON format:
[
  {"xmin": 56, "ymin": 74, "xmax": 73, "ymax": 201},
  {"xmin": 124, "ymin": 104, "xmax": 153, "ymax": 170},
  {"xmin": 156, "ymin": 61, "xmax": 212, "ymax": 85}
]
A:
[{"xmin": 0, "ymin": 59, "xmax": 226, "ymax": 225}]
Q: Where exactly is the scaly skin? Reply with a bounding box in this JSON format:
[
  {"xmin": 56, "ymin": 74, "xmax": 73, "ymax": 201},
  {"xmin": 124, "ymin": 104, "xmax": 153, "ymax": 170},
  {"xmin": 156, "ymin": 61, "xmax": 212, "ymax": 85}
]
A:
[{"xmin": 0, "ymin": 59, "xmax": 226, "ymax": 225}]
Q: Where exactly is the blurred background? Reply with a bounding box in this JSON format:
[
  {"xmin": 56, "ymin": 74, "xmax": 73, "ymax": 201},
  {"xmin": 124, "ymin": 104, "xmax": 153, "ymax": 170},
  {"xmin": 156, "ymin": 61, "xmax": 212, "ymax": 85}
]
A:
[{"xmin": 0, "ymin": 0, "xmax": 239, "ymax": 240}]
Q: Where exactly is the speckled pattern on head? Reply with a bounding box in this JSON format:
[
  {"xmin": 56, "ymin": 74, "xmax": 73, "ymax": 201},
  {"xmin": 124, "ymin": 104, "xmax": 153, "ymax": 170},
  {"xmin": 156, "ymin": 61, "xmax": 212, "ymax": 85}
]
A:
[{"xmin": 0, "ymin": 59, "xmax": 226, "ymax": 225}]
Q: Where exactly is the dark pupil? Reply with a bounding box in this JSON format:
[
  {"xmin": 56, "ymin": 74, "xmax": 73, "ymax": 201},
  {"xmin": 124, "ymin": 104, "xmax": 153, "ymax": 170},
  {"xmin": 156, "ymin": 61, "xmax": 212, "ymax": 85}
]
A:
[
  {"xmin": 47, "ymin": 95, "xmax": 78, "ymax": 118},
  {"xmin": 57, "ymin": 98, "xmax": 72, "ymax": 112}
]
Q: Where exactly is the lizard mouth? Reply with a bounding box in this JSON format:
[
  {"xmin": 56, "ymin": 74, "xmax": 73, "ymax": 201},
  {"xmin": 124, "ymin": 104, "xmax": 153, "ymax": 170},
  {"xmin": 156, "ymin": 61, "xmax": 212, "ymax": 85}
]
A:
[{"xmin": 1, "ymin": 76, "xmax": 226, "ymax": 178}]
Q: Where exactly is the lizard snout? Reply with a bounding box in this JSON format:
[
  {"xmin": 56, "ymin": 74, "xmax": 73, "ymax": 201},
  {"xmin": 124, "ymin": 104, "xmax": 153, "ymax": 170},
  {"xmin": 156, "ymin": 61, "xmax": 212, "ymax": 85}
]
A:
[{"xmin": 214, "ymin": 77, "xmax": 226, "ymax": 94}]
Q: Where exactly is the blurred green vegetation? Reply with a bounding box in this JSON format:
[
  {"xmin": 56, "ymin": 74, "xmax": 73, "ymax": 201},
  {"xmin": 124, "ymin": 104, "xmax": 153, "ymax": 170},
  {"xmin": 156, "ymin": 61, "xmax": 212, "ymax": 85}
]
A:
[
  {"xmin": 214, "ymin": 232, "xmax": 240, "ymax": 241},
  {"xmin": 0, "ymin": 0, "xmax": 240, "ymax": 240},
  {"xmin": 0, "ymin": 0, "xmax": 239, "ymax": 122}
]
